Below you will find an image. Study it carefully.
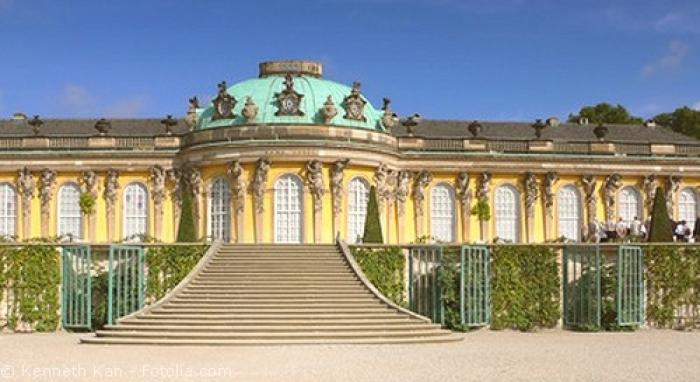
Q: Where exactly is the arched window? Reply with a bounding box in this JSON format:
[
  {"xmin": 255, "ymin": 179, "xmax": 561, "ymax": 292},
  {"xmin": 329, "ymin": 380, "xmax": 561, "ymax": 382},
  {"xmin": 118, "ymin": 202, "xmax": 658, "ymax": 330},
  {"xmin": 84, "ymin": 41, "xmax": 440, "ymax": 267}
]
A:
[
  {"xmin": 274, "ymin": 174, "xmax": 303, "ymax": 243},
  {"xmin": 678, "ymin": 188, "xmax": 697, "ymax": 234},
  {"xmin": 494, "ymin": 185, "xmax": 520, "ymax": 242},
  {"xmin": 209, "ymin": 177, "xmax": 231, "ymax": 242},
  {"xmin": 122, "ymin": 183, "xmax": 148, "ymax": 240},
  {"xmin": 557, "ymin": 185, "xmax": 581, "ymax": 241},
  {"xmin": 347, "ymin": 177, "xmax": 369, "ymax": 244},
  {"xmin": 58, "ymin": 183, "xmax": 82, "ymax": 240},
  {"xmin": 0, "ymin": 183, "xmax": 17, "ymax": 238},
  {"xmin": 618, "ymin": 186, "xmax": 641, "ymax": 225},
  {"xmin": 430, "ymin": 183, "xmax": 455, "ymax": 242}
]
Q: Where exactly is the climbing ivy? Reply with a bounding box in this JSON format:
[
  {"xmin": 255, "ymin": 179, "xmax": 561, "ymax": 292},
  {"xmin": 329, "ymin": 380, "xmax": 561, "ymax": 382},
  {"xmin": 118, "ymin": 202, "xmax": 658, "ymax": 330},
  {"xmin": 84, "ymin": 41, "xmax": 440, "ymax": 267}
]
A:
[
  {"xmin": 145, "ymin": 245, "xmax": 209, "ymax": 302},
  {"xmin": 1, "ymin": 243, "xmax": 61, "ymax": 332},
  {"xmin": 645, "ymin": 246, "xmax": 700, "ymax": 329},
  {"xmin": 490, "ymin": 245, "xmax": 560, "ymax": 331},
  {"xmin": 352, "ymin": 247, "xmax": 405, "ymax": 305},
  {"xmin": 438, "ymin": 248, "xmax": 465, "ymax": 330}
]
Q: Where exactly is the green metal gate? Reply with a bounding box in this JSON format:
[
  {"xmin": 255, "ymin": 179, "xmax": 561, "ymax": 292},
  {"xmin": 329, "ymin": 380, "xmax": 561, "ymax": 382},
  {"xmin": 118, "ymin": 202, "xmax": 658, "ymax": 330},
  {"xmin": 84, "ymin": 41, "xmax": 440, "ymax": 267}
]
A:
[
  {"xmin": 617, "ymin": 245, "xmax": 644, "ymax": 326},
  {"xmin": 408, "ymin": 246, "xmax": 443, "ymax": 322},
  {"xmin": 459, "ymin": 245, "xmax": 490, "ymax": 327},
  {"xmin": 563, "ymin": 245, "xmax": 601, "ymax": 330},
  {"xmin": 61, "ymin": 245, "xmax": 92, "ymax": 330},
  {"xmin": 108, "ymin": 245, "xmax": 145, "ymax": 325}
]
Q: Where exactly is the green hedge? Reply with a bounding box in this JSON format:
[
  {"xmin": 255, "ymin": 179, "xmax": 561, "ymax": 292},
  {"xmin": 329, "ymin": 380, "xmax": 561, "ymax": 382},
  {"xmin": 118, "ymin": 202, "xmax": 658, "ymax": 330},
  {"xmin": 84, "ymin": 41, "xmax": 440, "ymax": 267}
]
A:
[
  {"xmin": 490, "ymin": 245, "xmax": 560, "ymax": 331},
  {"xmin": 0, "ymin": 244, "xmax": 61, "ymax": 332},
  {"xmin": 351, "ymin": 247, "xmax": 405, "ymax": 305},
  {"xmin": 645, "ymin": 246, "xmax": 700, "ymax": 329}
]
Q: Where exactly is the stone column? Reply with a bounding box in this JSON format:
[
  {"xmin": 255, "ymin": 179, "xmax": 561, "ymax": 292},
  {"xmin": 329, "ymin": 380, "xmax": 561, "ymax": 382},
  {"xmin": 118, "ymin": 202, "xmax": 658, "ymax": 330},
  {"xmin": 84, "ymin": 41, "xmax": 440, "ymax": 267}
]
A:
[
  {"xmin": 306, "ymin": 160, "xmax": 325, "ymax": 243},
  {"xmin": 329, "ymin": 159, "xmax": 349, "ymax": 240},
  {"xmin": 476, "ymin": 172, "xmax": 491, "ymax": 242},
  {"xmin": 79, "ymin": 170, "xmax": 98, "ymax": 241},
  {"xmin": 413, "ymin": 170, "xmax": 432, "ymax": 239},
  {"xmin": 167, "ymin": 168, "xmax": 182, "ymax": 239},
  {"xmin": 251, "ymin": 158, "xmax": 270, "ymax": 243},
  {"xmin": 395, "ymin": 171, "xmax": 411, "ymax": 244},
  {"xmin": 17, "ymin": 167, "xmax": 35, "ymax": 240},
  {"xmin": 38, "ymin": 169, "xmax": 56, "ymax": 238},
  {"xmin": 228, "ymin": 160, "xmax": 246, "ymax": 243},
  {"xmin": 186, "ymin": 166, "xmax": 203, "ymax": 239},
  {"xmin": 581, "ymin": 175, "xmax": 598, "ymax": 233},
  {"xmin": 666, "ymin": 175, "xmax": 681, "ymax": 219},
  {"xmin": 524, "ymin": 172, "xmax": 538, "ymax": 243},
  {"xmin": 543, "ymin": 172, "xmax": 559, "ymax": 241},
  {"xmin": 149, "ymin": 165, "xmax": 166, "ymax": 241},
  {"xmin": 456, "ymin": 172, "xmax": 472, "ymax": 243},
  {"xmin": 103, "ymin": 169, "xmax": 119, "ymax": 242}
]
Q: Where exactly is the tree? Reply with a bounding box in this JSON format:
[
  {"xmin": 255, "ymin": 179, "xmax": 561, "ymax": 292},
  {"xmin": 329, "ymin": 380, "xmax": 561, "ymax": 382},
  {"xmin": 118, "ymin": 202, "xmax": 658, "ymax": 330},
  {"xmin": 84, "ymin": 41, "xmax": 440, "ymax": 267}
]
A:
[
  {"xmin": 654, "ymin": 106, "xmax": 700, "ymax": 140},
  {"xmin": 568, "ymin": 103, "xmax": 643, "ymax": 125},
  {"xmin": 362, "ymin": 186, "xmax": 384, "ymax": 243},
  {"xmin": 176, "ymin": 184, "xmax": 197, "ymax": 242},
  {"xmin": 648, "ymin": 187, "xmax": 673, "ymax": 242}
]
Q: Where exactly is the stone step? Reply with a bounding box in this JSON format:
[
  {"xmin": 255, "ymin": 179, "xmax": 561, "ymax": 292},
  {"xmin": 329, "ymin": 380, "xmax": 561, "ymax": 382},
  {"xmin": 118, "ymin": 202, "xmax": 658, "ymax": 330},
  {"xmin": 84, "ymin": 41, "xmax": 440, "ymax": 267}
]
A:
[
  {"xmin": 187, "ymin": 280, "xmax": 362, "ymax": 287},
  {"xmin": 134, "ymin": 312, "xmax": 406, "ymax": 320},
  {"xmin": 182, "ymin": 286, "xmax": 365, "ymax": 293},
  {"xmin": 191, "ymin": 275, "xmax": 358, "ymax": 281},
  {"xmin": 105, "ymin": 323, "xmax": 439, "ymax": 332},
  {"xmin": 118, "ymin": 317, "xmax": 421, "ymax": 326},
  {"xmin": 207, "ymin": 259, "xmax": 347, "ymax": 265},
  {"xmin": 202, "ymin": 266, "xmax": 351, "ymax": 272},
  {"xmin": 81, "ymin": 334, "xmax": 463, "ymax": 346},
  {"xmin": 150, "ymin": 307, "xmax": 395, "ymax": 314},
  {"xmin": 198, "ymin": 271, "xmax": 351, "ymax": 275},
  {"xmin": 162, "ymin": 302, "xmax": 385, "ymax": 309},
  {"xmin": 169, "ymin": 297, "xmax": 377, "ymax": 304},
  {"xmin": 93, "ymin": 328, "xmax": 449, "ymax": 340},
  {"xmin": 176, "ymin": 291, "xmax": 374, "ymax": 298}
]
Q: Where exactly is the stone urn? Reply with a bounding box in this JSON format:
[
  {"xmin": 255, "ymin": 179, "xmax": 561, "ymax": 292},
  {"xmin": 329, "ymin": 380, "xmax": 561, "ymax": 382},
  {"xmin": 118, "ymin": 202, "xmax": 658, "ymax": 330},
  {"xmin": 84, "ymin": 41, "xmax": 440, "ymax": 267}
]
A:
[
  {"xmin": 468, "ymin": 120, "xmax": 482, "ymax": 138},
  {"xmin": 321, "ymin": 95, "xmax": 337, "ymax": 124},
  {"xmin": 594, "ymin": 123, "xmax": 608, "ymax": 141},
  {"xmin": 242, "ymin": 97, "xmax": 258, "ymax": 123}
]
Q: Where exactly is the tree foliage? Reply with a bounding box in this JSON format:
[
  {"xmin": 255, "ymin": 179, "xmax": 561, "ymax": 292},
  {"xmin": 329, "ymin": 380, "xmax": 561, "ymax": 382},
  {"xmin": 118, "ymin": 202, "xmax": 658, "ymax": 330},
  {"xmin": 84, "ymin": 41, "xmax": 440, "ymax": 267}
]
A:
[
  {"xmin": 362, "ymin": 186, "xmax": 384, "ymax": 243},
  {"xmin": 654, "ymin": 106, "xmax": 700, "ymax": 140},
  {"xmin": 176, "ymin": 185, "xmax": 197, "ymax": 242},
  {"xmin": 648, "ymin": 187, "xmax": 673, "ymax": 242},
  {"xmin": 568, "ymin": 103, "xmax": 643, "ymax": 125}
]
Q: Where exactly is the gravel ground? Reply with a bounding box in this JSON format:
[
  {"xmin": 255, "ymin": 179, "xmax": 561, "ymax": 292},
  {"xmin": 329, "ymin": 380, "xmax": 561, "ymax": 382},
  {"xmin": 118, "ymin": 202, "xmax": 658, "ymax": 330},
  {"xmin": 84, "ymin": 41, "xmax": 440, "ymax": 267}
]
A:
[{"xmin": 1, "ymin": 330, "xmax": 698, "ymax": 382}]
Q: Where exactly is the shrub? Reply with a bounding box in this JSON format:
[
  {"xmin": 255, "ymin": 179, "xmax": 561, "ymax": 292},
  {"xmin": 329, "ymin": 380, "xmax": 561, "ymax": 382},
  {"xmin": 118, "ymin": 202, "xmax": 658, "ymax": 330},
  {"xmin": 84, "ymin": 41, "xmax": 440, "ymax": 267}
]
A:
[
  {"xmin": 362, "ymin": 186, "xmax": 383, "ymax": 243},
  {"xmin": 177, "ymin": 185, "xmax": 197, "ymax": 242},
  {"xmin": 648, "ymin": 187, "xmax": 673, "ymax": 242},
  {"xmin": 146, "ymin": 245, "xmax": 208, "ymax": 301}
]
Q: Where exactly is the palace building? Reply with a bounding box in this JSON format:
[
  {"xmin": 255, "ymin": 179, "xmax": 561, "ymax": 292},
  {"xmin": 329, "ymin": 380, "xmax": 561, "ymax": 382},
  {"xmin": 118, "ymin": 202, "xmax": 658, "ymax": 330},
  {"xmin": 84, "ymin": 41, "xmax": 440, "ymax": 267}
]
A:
[{"xmin": 2, "ymin": 60, "xmax": 700, "ymax": 244}]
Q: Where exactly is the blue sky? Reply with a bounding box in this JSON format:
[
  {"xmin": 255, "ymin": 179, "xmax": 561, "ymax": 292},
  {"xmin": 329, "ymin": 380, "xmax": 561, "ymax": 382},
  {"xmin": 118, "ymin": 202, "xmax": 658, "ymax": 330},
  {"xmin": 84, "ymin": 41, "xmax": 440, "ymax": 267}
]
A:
[{"xmin": 0, "ymin": 0, "xmax": 698, "ymax": 121}]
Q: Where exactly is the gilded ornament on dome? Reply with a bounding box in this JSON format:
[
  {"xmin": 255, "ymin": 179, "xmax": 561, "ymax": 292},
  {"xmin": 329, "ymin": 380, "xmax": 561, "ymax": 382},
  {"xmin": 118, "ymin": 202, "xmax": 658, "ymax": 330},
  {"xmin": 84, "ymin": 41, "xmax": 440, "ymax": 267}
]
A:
[
  {"xmin": 212, "ymin": 81, "xmax": 236, "ymax": 120},
  {"xmin": 275, "ymin": 73, "xmax": 304, "ymax": 116},
  {"xmin": 343, "ymin": 81, "xmax": 367, "ymax": 122}
]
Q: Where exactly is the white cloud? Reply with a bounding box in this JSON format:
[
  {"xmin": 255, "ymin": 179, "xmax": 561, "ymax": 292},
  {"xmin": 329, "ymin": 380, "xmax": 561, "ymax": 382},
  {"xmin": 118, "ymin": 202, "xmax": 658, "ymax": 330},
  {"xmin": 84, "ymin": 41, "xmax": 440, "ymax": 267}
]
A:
[
  {"xmin": 654, "ymin": 9, "xmax": 700, "ymax": 34},
  {"xmin": 641, "ymin": 40, "xmax": 688, "ymax": 77},
  {"xmin": 104, "ymin": 96, "xmax": 150, "ymax": 118},
  {"xmin": 693, "ymin": 101, "xmax": 700, "ymax": 111},
  {"xmin": 59, "ymin": 85, "xmax": 96, "ymax": 110}
]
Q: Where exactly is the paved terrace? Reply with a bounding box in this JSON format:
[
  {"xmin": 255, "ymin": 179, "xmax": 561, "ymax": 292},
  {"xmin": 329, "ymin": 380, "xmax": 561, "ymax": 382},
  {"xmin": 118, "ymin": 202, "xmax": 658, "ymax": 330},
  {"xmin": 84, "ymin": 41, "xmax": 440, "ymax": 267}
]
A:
[{"xmin": 1, "ymin": 330, "xmax": 698, "ymax": 381}]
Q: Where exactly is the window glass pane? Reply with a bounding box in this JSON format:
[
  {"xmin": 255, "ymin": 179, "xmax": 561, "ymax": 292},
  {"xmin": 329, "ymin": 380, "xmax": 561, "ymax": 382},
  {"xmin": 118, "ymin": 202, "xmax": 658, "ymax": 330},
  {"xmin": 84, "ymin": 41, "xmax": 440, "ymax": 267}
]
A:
[
  {"xmin": 209, "ymin": 177, "xmax": 231, "ymax": 242},
  {"xmin": 347, "ymin": 178, "xmax": 369, "ymax": 243},
  {"xmin": 58, "ymin": 183, "xmax": 82, "ymax": 240},
  {"xmin": 274, "ymin": 175, "xmax": 303, "ymax": 243},
  {"xmin": 557, "ymin": 185, "xmax": 581, "ymax": 241},
  {"xmin": 495, "ymin": 185, "xmax": 519, "ymax": 242},
  {"xmin": 430, "ymin": 184, "xmax": 455, "ymax": 242},
  {"xmin": 123, "ymin": 183, "xmax": 148, "ymax": 240}
]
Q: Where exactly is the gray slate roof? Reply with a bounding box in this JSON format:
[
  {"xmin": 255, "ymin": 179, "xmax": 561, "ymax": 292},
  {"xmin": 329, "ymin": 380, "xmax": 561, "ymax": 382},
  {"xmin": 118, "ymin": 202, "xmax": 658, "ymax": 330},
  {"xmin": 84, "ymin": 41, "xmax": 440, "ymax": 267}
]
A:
[
  {"xmin": 0, "ymin": 118, "xmax": 189, "ymax": 137},
  {"xmin": 1, "ymin": 117, "xmax": 697, "ymax": 144},
  {"xmin": 392, "ymin": 120, "xmax": 700, "ymax": 144}
]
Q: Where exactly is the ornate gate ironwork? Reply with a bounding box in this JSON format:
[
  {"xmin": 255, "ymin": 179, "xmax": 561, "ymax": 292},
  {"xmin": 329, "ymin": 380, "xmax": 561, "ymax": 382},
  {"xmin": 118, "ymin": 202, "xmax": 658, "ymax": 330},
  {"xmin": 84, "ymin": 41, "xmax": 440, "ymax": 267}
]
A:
[
  {"xmin": 617, "ymin": 245, "xmax": 644, "ymax": 326},
  {"xmin": 460, "ymin": 245, "xmax": 490, "ymax": 327},
  {"xmin": 107, "ymin": 245, "xmax": 145, "ymax": 325},
  {"xmin": 408, "ymin": 246, "xmax": 443, "ymax": 323},
  {"xmin": 563, "ymin": 245, "xmax": 601, "ymax": 330},
  {"xmin": 61, "ymin": 245, "xmax": 92, "ymax": 330}
]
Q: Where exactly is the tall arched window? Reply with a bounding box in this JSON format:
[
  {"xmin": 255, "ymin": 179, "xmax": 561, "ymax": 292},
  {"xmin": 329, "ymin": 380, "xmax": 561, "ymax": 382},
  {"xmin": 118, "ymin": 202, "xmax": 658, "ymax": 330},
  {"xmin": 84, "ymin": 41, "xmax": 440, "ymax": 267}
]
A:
[
  {"xmin": 274, "ymin": 174, "xmax": 303, "ymax": 243},
  {"xmin": 0, "ymin": 183, "xmax": 17, "ymax": 238},
  {"xmin": 347, "ymin": 177, "xmax": 369, "ymax": 244},
  {"xmin": 209, "ymin": 177, "xmax": 231, "ymax": 242},
  {"xmin": 494, "ymin": 185, "xmax": 520, "ymax": 242},
  {"xmin": 678, "ymin": 188, "xmax": 697, "ymax": 234},
  {"xmin": 557, "ymin": 185, "xmax": 581, "ymax": 241},
  {"xmin": 618, "ymin": 186, "xmax": 641, "ymax": 224},
  {"xmin": 122, "ymin": 183, "xmax": 148, "ymax": 239},
  {"xmin": 430, "ymin": 183, "xmax": 455, "ymax": 242},
  {"xmin": 58, "ymin": 183, "xmax": 82, "ymax": 240}
]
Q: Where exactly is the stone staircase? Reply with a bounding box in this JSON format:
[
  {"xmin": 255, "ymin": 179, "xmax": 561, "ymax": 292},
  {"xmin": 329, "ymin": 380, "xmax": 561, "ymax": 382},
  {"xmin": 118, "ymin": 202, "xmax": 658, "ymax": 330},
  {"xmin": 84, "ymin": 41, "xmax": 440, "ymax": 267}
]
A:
[{"xmin": 81, "ymin": 242, "xmax": 461, "ymax": 345}]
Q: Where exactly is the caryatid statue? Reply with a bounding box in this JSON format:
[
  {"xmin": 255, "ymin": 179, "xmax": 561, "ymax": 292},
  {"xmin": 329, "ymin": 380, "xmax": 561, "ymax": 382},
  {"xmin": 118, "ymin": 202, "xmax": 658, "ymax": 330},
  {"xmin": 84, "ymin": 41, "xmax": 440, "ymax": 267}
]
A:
[{"xmin": 305, "ymin": 159, "xmax": 325, "ymax": 213}]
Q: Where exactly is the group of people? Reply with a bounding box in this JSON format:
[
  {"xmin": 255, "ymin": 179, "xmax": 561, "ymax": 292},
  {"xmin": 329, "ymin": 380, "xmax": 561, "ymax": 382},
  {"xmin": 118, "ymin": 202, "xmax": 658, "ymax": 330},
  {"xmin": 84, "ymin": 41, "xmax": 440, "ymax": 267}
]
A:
[{"xmin": 587, "ymin": 216, "xmax": 700, "ymax": 242}]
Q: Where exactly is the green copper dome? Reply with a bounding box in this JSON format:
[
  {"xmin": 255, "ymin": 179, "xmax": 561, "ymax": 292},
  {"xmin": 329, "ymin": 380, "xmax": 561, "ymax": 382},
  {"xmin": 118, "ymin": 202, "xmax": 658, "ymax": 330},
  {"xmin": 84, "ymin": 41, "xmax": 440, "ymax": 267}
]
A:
[{"xmin": 196, "ymin": 60, "xmax": 386, "ymax": 131}]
